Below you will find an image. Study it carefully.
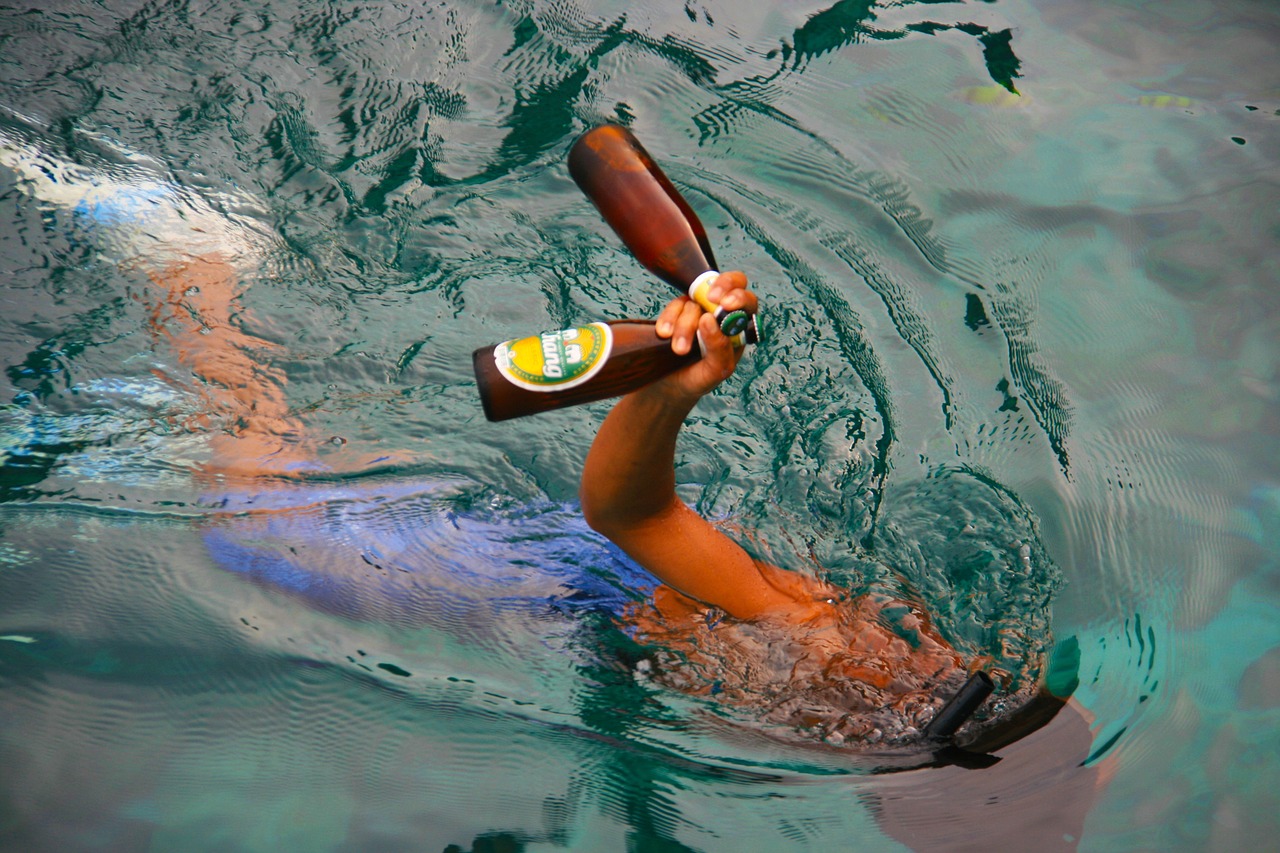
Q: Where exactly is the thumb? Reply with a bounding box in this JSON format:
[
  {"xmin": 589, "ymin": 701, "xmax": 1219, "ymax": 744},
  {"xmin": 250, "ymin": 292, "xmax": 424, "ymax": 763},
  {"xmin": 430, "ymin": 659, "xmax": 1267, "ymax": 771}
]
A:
[{"xmin": 697, "ymin": 312, "xmax": 737, "ymax": 383}]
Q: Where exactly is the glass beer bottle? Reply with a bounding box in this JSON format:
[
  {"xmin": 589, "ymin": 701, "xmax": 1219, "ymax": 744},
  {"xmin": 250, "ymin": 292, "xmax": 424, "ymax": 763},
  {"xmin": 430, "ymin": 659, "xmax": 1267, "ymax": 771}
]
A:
[
  {"xmin": 568, "ymin": 124, "xmax": 752, "ymax": 338},
  {"xmin": 473, "ymin": 319, "xmax": 755, "ymax": 422}
]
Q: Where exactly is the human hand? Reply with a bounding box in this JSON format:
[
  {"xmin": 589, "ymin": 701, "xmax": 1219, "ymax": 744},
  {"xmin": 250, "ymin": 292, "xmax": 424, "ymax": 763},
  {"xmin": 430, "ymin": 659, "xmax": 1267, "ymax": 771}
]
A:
[{"xmin": 650, "ymin": 271, "xmax": 756, "ymax": 403}]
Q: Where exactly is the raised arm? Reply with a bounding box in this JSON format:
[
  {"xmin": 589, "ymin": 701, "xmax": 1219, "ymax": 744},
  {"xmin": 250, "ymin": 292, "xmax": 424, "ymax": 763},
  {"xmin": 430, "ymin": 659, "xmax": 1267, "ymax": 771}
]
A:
[{"xmin": 580, "ymin": 273, "xmax": 811, "ymax": 621}]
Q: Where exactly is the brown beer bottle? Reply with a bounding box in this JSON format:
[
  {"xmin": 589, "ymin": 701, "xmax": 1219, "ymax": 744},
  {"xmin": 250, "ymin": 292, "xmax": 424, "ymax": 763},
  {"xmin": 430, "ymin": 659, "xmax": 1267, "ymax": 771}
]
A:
[
  {"xmin": 473, "ymin": 319, "xmax": 756, "ymax": 422},
  {"xmin": 568, "ymin": 124, "xmax": 752, "ymax": 337}
]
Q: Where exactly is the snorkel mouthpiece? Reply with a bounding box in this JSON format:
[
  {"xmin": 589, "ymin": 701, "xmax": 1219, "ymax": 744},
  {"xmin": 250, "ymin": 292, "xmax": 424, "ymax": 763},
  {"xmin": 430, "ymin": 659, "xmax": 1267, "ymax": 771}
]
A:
[{"xmin": 923, "ymin": 671, "xmax": 994, "ymax": 740}]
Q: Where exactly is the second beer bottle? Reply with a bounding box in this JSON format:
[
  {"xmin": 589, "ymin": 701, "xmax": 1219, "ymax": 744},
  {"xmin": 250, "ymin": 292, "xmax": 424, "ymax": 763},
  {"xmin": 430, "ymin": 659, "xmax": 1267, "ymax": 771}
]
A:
[
  {"xmin": 568, "ymin": 124, "xmax": 751, "ymax": 337},
  {"xmin": 473, "ymin": 318, "xmax": 755, "ymax": 422}
]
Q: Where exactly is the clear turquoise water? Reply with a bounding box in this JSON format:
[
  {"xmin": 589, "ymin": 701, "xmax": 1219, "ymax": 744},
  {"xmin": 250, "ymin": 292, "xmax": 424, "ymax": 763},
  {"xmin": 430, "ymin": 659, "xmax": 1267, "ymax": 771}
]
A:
[{"xmin": 2, "ymin": 0, "xmax": 1278, "ymax": 850}]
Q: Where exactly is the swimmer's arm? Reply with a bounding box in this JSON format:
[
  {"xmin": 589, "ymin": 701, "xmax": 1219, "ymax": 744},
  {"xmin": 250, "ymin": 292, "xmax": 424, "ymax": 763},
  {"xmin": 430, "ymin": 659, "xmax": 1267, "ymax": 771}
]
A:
[{"xmin": 580, "ymin": 274, "xmax": 799, "ymax": 621}]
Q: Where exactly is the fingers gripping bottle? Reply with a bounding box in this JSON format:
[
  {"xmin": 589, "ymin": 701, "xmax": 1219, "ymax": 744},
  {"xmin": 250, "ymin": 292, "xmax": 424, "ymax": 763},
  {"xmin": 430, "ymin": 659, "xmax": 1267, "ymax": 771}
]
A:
[{"xmin": 568, "ymin": 124, "xmax": 754, "ymax": 338}]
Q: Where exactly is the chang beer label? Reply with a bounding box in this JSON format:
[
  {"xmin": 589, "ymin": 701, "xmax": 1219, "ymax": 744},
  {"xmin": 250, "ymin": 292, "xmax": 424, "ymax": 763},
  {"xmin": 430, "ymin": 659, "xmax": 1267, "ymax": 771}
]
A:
[{"xmin": 493, "ymin": 323, "xmax": 613, "ymax": 392}]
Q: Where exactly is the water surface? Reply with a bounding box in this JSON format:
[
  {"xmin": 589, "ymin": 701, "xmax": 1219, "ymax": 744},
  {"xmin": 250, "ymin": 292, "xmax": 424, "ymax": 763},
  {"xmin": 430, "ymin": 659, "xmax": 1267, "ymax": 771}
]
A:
[{"xmin": 2, "ymin": 0, "xmax": 1278, "ymax": 850}]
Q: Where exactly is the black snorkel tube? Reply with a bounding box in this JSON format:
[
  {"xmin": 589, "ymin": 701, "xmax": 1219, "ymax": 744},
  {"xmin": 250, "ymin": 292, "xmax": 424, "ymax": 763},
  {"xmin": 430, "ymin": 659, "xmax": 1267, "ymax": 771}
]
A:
[
  {"xmin": 916, "ymin": 670, "xmax": 999, "ymax": 769},
  {"xmin": 924, "ymin": 670, "xmax": 995, "ymax": 741},
  {"xmin": 914, "ymin": 643, "xmax": 1080, "ymax": 769}
]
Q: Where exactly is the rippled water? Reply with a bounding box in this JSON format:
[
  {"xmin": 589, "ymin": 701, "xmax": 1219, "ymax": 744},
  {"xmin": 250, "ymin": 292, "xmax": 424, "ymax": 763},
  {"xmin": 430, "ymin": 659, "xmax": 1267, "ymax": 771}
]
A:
[{"xmin": 2, "ymin": 0, "xmax": 1278, "ymax": 850}]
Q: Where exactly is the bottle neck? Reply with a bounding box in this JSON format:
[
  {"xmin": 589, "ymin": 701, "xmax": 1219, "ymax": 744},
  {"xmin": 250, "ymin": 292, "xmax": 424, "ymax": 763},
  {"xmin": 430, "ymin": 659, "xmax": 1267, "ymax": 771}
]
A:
[{"xmin": 686, "ymin": 269, "xmax": 719, "ymax": 304}]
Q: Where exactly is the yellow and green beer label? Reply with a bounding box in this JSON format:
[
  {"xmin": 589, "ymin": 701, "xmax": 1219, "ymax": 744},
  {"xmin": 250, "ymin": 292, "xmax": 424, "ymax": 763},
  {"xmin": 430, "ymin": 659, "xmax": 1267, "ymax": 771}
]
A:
[{"xmin": 494, "ymin": 322, "xmax": 613, "ymax": 392}]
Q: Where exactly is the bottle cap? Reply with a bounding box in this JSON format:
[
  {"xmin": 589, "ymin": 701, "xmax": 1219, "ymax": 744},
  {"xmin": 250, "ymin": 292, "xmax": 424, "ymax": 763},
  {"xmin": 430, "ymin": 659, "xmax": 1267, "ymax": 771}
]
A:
[
  {"xmin": 718, "ymin": 308, "xmax": 750, "ymax": 337},
  {"xmin": 728, "ymin": 315, "xmax": 760, "ymax": 349}
]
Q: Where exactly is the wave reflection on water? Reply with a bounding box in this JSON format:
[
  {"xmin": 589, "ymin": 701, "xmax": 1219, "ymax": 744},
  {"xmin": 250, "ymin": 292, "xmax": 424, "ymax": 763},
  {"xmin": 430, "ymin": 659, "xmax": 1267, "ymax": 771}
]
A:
[{"xmin": 3, "ymin": 0, "xmax": 1280, "ymax": 850}]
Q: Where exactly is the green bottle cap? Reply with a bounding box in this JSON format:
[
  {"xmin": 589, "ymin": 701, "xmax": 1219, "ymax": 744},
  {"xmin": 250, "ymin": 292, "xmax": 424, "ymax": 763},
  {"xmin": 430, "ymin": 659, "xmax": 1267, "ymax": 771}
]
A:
[{"xmin": 718, "ymin": 308, "xmax": 750, "ymax": 337}]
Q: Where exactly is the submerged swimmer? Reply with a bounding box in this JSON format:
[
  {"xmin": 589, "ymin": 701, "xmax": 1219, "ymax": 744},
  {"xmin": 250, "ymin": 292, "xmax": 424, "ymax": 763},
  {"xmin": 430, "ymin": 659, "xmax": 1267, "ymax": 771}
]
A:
[
  {"xmin": 148, "ymin": 256, "xmax": 1039, "ymax": 749},
  {"xmin": 141, "ymin": 252, "xmax": 1017, "ymax": 749}
]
